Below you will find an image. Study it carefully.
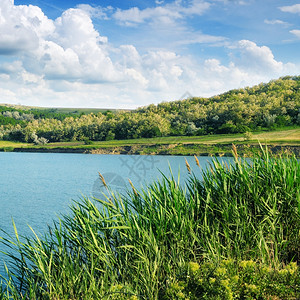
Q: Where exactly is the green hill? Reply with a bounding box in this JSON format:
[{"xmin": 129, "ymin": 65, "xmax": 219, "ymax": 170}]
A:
[{"xmin": 0, "ymin": 76, "xmax": 299, "ymax": 144}]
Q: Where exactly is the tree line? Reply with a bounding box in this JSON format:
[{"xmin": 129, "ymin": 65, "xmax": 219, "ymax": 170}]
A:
[{"xmin": 0, "ymin": 76, "xmax": 299, "ymax": 144}]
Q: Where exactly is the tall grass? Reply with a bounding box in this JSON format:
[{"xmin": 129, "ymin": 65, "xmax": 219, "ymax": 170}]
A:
[
  {"xmin": 0, "ymin": 146, "xmax": 299, "ymax": 299},
  {"xmin": 188, "ymin": 145, "xmax": 300, "ymax": 264}
]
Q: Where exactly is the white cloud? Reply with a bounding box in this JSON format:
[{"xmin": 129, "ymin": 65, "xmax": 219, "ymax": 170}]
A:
[
  {"xmin": 47, "ymin": 8, "xmax": 119, "ymax": 82},
  {"xmin": 75, "ymin": 4, "xmax": 112, "ymax": 20},
  {"xmin": 0, "ymin": 60, "xmax": 23, "ymax": 74},
  {"xmin": 113, "ymin": 0, "xmax": 210, "ymax": 26},
  {"xmin": 233, "ymin": 40, "xmax": 285, "ymax": 74},
  {"xmin": 212, "ymin": 0, "xmax": 251, "ymax": 5},
  {"xmin": 0, "ymin": 1, "xmax": 299, "ymax": 109},
  {"xmin": 125, "ymin": 69, "xmax": 149, "ymax": 87},
  {"xmin": 111, "ymin": 1, "xmax": 223, "ymax": 51},
  {"xmin": 0, "ymin": 87, "xmax": 18, "ymax": 103},
  {"xmin": 279, "ymin": 4, "xmax": 300, "ymax": 14},
  {"xmin": 0, "ymin": 0, "xmax": 54, "ymax": 54},
  {"xmin": 0, "ymin": 2, "xmax": 121, "ymax": 84},
  {"xmin": 290, "ymin": 29, "xmax": 300, "ymax": 38},
  {"xmin": 175, "ymin": 32, "xmax": 226, "ymax": 46},
  {"xmin": 53, "ymin": 8, "xmax": 102, "ymax": 48},
  {"xmin": 264, "ymin": 19, "xmax": 289, "ymax": 26},
  {"xmin": 119, "ymin": 45, "xmax": 142, "ymax": 69},
  {"xmin": 39, "ymin": 41, "xmax": 82, "ymax": 80}
]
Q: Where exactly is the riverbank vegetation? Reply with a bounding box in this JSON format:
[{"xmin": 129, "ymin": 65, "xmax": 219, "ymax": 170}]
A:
[
  {"xmin": 1, "ymin": 147, "xmax": 299, "ymax": 299},
  {"xmin": 1, "ymin": 128, "xmax": 299, "ymax": 157},
  {"xmin": 0, "ymin": 76, "xmax": 299, "ymax": 144}
]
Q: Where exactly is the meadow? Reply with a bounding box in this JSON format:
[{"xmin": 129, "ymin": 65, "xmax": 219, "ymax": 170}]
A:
[
  {"xmin": 1, "ymin": 127, "xmax": 299, "ymax": 157},
  {"xmin": 0, "ymin": 146, "xmax": 299, "ymax": 299}
]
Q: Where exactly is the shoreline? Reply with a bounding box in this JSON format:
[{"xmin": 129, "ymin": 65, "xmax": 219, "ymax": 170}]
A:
[{"xmin": 1, "ymin": 143, "xmax": 299, "ymax": 157}]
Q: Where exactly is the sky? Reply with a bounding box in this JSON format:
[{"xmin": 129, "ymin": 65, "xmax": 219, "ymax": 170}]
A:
[{"xmin": 0, "ymin": 0, "xmax": 299, "ymax": 109}]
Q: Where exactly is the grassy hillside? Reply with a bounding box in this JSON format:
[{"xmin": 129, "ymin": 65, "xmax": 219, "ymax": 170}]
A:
[{"xmin": 0, "ymin": 76, "xmax": 299, "ymax": 145}]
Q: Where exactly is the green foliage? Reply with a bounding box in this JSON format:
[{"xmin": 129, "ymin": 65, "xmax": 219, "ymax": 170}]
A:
[
  {"xmin": 164, "ymin": 260, "xmax": 299, "ymax": 299},
  {"xmin": 0, "ymin": 149, "xmax": 299, "ymax": 299},
  {"xmin": 83, "ymin": 138, "xmax": 94, "ymax": 145},
  {"xmin": 0, "ymin": 76, "xmax": 299, "ymax": 142},
  {"xmin": 243, "ymin": 131, "xmax": 253, "ymax": 140}
]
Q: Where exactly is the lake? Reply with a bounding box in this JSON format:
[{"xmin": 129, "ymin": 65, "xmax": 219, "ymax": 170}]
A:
[{"xmin": 0, "ymin": 152, "xmax": 227, "ymax": 277}]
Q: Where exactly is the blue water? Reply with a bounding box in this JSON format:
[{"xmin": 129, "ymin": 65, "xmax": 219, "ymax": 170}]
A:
[{"xmin": 0, "ymin": 152, "xmax": 223, "ymax": 277}]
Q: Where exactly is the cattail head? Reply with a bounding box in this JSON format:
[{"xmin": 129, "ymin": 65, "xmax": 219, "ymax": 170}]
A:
[
  {"xmin": 232, "ymin": 144, "xmax": 238, "ymax": 160},
  {"xmin": 225, "ymin": 162, "xmax": 229, "ymax": 171},
  {"xmin": 194, "ymin": 155, "xmax": 200, "ymax": 167},
  {"xmin": 98, "ymin": 172, "xmax": 107, "ymax": 187},
  {"xmin": 185, "ymin": 159, "xmax": 191, "ymax": 173},
  {"xmin": 128, "ymin": 179, "xmax": 138, "ymax": 197}
]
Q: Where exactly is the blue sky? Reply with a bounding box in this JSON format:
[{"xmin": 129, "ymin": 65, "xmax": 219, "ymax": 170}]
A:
[{"xmin": 0, "ymin": 0, "xmax": 299, "ymax": 108}]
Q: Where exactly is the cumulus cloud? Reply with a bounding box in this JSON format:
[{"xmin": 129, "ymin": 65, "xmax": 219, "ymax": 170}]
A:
[
  {"xmin": 117, "ymin": 48, "xmax": 184, "ymax": 92},
  {"xmin": 0, "ymin": 0, "xmax": 53, "ymax": 54},
  {"xmin": 0, "ymin": 61, "xmax": 23, "ymax": 75},
  {"xmin": 0, "ymin": 2, "xmax": 120, "ymax": 84},
  {"xmin": 232, "ymin": 40, "xmax": 286, "ymax": 74},
  {"xmin": 0, "ymin": 1, "xmax": 193, "ymax": 107},
  {"xmin": 279, "ymin": 4, "xmax": 300, "ymax": 14},
  {"xmin": 0, "ymin": 1, "xmax": 299, "ymax": 109}
]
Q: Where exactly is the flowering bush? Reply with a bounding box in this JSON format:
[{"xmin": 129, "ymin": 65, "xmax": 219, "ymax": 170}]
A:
[{"xmin": 164, "ymin": 260, "xmax": 299, "ymax": 299}]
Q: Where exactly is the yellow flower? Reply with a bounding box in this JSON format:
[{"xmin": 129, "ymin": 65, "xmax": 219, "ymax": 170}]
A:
[
  {"xmin": 188, "ymin": 262, "xmax": 200, "ymax": 273},
  {"xmin": 245, "ymin": 283, "xmax": 259, "ymax": 293},
  {"xmin": 111, "ymin": 284, "xmax": 123, "ymax": 292},
  {"xmin": 215, "ymin": 267, "xmax": 226, "ymax": 277},
  {"xmin": 278, "ymin": 269, "xmax": 289, "ymax": 277},
  {"xmin": 261, "ymin": 266, "xmax": 272, "ymax": 274},
  {"xmin": 286, "ymin": 262, "xmax": 298, "ymax": 275},
  {"xmin": 220, "ymin": 279, "xmax": 230, "ymax": 287},
  {"xmin": 221, "ymin": 259, "xmax": 234, "ymax": 267},
  {"xmin": 177, "ymin": 291, "xmax": 186, "ymax": 299},
  {"xmin": 170, "ymin": 282, "xmax": 184, "ymax": 291},
  {"xmin": 209, "ymin": 277, "xmax": 216, "ymax": 284},
  {"xmin": 239, "ymin": 260, "xmax": 256, "ymax": 269}
]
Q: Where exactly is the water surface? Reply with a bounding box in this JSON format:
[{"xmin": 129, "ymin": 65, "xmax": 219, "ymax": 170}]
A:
[{"xmin": 0, "ymin": 152, "xmax": 224, "ymax": 277}]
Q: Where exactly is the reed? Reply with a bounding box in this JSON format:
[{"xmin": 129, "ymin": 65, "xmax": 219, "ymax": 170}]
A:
[{"xmin": 0, "ymin": 147, "xmax": 299, "ymax": 299}]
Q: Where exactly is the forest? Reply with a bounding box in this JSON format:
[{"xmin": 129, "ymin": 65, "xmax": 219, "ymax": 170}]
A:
[{"xmin": 0, "ymin": 76, "xmax": 299, "ymax": 144}]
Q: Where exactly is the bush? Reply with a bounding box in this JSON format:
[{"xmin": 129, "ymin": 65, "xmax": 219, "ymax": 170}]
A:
[
  {"xmin": 164, "ymin": 260, "xmax": 300, "ymax": 299},
  {"xmin": 243, "ymin": 131, "xmax": 253, "ymax": 140},
  {"xmin": 84, "ymin": 138, "xmax": 94, "ymax": 145}
]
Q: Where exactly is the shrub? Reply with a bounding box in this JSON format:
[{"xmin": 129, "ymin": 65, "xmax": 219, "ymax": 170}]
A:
[
  {"xmin": 163, "ymin": 259, "xmax": 300, "ymax": 299},
  {"xmin": 243, "ymin": 131, "xmax": 253, "ymax": 140}
]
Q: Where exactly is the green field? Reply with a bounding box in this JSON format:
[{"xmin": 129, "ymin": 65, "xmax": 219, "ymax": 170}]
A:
[
  {"xmin": 1, "ymin": 128, "xmax": 299, "ymax": 156},
  {"xmin": 42, "ymin": 107, "xmax": 129, "ymax": 114},
  {"xmin": 0, "ymin": 103, "xmax": 129, "ymax": 114}
]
